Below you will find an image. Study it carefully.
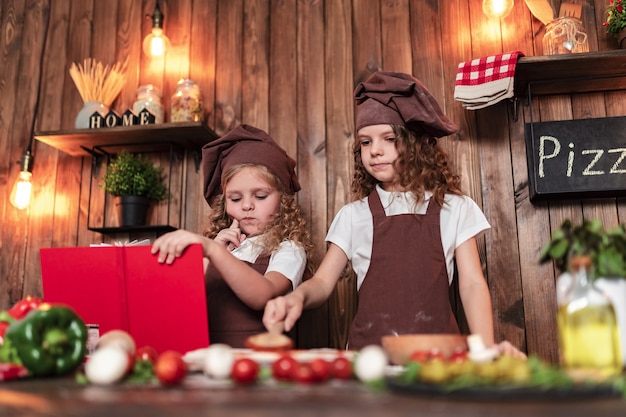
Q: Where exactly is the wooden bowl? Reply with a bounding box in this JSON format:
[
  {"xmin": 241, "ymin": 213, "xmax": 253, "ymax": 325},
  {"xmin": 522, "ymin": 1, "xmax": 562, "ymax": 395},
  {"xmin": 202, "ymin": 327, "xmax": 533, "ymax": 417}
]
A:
[{"xmin": 381, "ymin": 334, "xmax": 468, "ymax": 365}]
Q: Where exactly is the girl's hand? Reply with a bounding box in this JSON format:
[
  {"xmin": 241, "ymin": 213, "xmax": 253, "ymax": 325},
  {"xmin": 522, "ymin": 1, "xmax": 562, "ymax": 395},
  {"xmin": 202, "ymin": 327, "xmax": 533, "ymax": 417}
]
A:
[
  {"xmin": 263, "ymin": 292, "xmax": 305, "ymax": 333},
  {"xmin": 495, "ymin": 340, "xmax": 527, "ymax": 360},
  {"xmin": 214, "ymin": 219, "xmax": 246, "ymax": 251},
  {"xmin": 151, "ymin": 230, "xmax": 207, "ymax": 264}
]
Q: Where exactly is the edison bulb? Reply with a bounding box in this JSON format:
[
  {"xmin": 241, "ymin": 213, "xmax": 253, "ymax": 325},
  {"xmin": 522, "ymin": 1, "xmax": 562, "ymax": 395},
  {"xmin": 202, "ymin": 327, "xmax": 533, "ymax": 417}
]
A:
[
  {"xmin": 143, "ymin": 28, "xmax": 170, "ymax": 58},
  {"xmin": 482, "ymin": 0, "xmax": 514, "ymax": 19},
  {"xmin": 10, "ymin": 170, "xmax": 33, "ymax": 210}
]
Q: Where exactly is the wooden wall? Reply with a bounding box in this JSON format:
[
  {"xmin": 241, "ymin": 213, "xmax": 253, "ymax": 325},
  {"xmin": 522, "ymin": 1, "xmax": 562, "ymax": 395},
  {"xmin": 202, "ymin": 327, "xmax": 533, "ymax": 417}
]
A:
[{"xmin": 1, "ymin": 0, "xmax": 625, "ymax": 362}]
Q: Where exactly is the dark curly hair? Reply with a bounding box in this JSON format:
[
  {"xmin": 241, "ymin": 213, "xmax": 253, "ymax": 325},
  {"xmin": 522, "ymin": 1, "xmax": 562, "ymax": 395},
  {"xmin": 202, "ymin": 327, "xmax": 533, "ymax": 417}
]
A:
[
  {"xmin": 204, "ymin": 164, "xmax": 315, "ymax": 274},
  {"xmin": 350, "ymin": 124, "xmax": 463, "ymax": 205}
]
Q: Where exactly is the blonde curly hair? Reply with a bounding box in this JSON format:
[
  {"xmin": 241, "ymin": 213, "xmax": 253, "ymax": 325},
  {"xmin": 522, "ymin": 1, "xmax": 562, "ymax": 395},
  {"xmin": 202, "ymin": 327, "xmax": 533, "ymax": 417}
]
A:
[
  {"xmin": 350, "ymin": 124, "xmax": 463, "ymax": 204},
  {"xmin": 204, "ymin": 164, "xmax": 314, "ymax": 268}
]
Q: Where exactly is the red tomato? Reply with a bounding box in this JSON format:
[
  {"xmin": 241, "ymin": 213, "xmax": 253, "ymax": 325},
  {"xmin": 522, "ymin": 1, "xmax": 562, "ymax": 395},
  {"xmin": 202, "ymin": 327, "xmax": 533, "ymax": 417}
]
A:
[
  {"xmin": 155, "ymin": 351, "xmax": 188, "ymax": 385},
  {"xmin": 7, "ymin": 296, "xmax": 44, "ymax": 319},
  {"xmin": 231, "ymin": 358, "xmax": 260, "ymax": 385},
  {"xmin": 428, "ymin": 348, "xmax": 445, "ymax": 361},
  {"xmin": 292, "ymin": 362, "xmax": 315, "ymax": 384},
  {"xmin": 136, "ymin": 346, "xmax": 159, "ymax": 364},
  {"xmin": 408, "ymin": 350, "xmax": 430, "ymax": 363},
  {"xmin": 271, "ymin": 354, "xmax": 298, "ymax": 381},
  {"xmin": 309, "ymin": 358, "xmax": 331, "ymax": 382},
  {"xmin": 330, "ymin": 356, "xmax": 352, "ymax": 380},
  {"xmin": 448, "ymin": 348, "xmax": 469, "ymax": 363}
]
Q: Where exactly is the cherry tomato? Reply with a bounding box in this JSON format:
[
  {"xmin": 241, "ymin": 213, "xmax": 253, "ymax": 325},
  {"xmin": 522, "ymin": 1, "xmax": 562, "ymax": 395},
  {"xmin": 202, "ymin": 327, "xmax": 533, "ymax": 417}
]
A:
[
  {"xmin": 408, "ymin": 350, "xmax": 430, "ymax": 364},
  {"xmin": 330, "ymin": 356, "xmax": 352, "ymax": 380},
  {"xmin": 292, "ymin": 362, "xmax": 315, "ymax": 384},
  {"xmin": 231, "ymin": 358, "xmax": 260, "ymax": 385},
  {"xmin": 448, "ymin": 348, "xmax": 469, "ymax": 363},
  {"xmin": 309, "ymin": 358, "xmax": 331, "ymax": 382},
  {"xmin": 136, "ymin": 346, "xmax": 159, "ymax": 364},
  {"xmin": 154, "ymin": 351, "xmax": 188, "ymax": 385},
  {"xmin": 271, "ymin": 354, "xmax": 298, "ymax": 381},
  {"xmin": 428, "ymin": 348, "xmax": 445, "ymax": 361}
]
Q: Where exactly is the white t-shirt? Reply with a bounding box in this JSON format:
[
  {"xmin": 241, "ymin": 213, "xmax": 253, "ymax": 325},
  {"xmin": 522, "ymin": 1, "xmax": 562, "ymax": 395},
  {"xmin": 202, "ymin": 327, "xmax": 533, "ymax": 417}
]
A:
[
  {"xmin": 326, "ymin": 185, "xmax": 490, "ymax": 290},
  {"xmin": 231, "ymin": 235, "xmax": 306, "ymax": 290}
]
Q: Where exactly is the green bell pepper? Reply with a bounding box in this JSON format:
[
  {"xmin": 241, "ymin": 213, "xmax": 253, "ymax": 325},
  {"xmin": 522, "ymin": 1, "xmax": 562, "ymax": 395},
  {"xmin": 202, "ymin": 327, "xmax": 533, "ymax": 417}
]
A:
[{"xmin": 5, "ymin": 304, "xmax": 87, "ymax": 377}]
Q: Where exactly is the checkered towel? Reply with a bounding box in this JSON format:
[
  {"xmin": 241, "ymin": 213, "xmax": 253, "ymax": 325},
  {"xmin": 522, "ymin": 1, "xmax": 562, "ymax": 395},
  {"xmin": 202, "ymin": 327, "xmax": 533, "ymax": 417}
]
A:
[{"xmin": 454, "ymin": 51, "xmax": 525, "ymax": 110}]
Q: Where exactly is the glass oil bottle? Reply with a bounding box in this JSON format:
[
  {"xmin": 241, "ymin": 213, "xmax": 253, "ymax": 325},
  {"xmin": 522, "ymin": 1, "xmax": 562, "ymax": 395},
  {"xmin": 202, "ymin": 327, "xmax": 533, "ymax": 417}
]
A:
[{"xmin": 557, "ymin": 255, "xmax": 622, "ymax": 378}]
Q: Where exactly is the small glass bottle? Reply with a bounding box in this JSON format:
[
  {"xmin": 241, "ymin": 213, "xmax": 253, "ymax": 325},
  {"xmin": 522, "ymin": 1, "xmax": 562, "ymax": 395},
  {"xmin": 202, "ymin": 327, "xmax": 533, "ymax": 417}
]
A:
[
  {"xmin": 133, "ymin": 85, "xmax": 164, "ymax": 124},
  {"xmin": 557, "ymin": 255, "xmax": 622, "ymax": 377},
  {"xmin": 170, "ymin": 79, "xmax": 203, "ymax": 122}
]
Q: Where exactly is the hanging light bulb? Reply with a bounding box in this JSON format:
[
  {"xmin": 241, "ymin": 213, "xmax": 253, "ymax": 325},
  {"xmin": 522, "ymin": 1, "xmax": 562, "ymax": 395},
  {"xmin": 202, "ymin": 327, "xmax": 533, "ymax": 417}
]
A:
[
  {"xmin": 482, "ymin": 0, "xmax": 514, "ymax": 19},
  {"xmin": 142, "ymin": 1, "xmax": 171, "ymax": 58},
  {"xmin": 10, "ymin": 150, "xmax": 33, "ymax": 210}
]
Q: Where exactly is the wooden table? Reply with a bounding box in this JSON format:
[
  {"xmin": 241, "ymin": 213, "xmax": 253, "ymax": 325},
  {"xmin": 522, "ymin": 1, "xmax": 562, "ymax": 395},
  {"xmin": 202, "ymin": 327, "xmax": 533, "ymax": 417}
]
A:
[{"xmin": 1, "ymin": 375, "xmax": 625, "ymax": 417}]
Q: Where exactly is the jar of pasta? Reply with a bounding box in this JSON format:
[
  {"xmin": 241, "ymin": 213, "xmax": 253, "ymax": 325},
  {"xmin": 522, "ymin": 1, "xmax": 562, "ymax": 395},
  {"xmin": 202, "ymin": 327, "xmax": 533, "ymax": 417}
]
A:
[
  {"xmin": 170, "ymin": 79, "xmax": 204, "ymax": 122},
  {"xmin": 133, "ymin": 84, "xmax": 164, "ymax": 124},
  {"xmin": 542, "ymin": 17, "xmax": 588, "ymax": 55}
]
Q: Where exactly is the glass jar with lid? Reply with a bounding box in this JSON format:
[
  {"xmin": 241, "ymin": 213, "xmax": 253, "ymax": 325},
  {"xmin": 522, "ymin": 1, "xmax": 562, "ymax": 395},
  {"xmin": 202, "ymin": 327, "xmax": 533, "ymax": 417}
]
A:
[
  {"xmin": 542, "ymin": 17, "xmax": 589, "ymax": 55},
  {"xmin": 133, "ymin": 84, "xmax": 164, "ymax": 124},
  {"xmin": 170, "ymin": 79, "xmax": 204, "ymax": 122}
]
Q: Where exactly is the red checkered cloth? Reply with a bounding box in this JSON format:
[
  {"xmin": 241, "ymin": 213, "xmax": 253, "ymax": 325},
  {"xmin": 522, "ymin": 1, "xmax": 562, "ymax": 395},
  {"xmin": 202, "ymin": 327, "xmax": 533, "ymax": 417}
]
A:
[{"xmin": 454, "ymin": 51, "xmax": 524, "ymax": 110}]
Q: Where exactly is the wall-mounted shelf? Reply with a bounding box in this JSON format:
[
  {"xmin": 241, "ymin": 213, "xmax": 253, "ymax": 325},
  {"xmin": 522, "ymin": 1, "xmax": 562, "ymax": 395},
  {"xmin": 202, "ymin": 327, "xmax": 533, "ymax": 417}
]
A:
[
  {"xmin": 34, "ymin": 122, "xmax": 219, "ymax": 236},
  {"xmin": 514, "ymin": 49, "xmax": 626, "ymax": 98},
  {"xmin": 34, "ymin": 121, "xmax": 218, "ymax": 157}
]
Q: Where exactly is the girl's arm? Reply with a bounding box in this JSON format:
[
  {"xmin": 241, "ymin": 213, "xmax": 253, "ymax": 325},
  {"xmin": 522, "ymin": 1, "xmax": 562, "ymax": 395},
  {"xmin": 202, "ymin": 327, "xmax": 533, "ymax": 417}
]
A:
[
  {"xmin": 263, "ymin": 243, "xmax": 349, "ymax": 332},
  {"xmin": 152, "ymin": 230, "xmax": 292, "ymax": 310},
  {"xmin": 455, "ymin": 237, "xmax": 495, "ymax": 346}
]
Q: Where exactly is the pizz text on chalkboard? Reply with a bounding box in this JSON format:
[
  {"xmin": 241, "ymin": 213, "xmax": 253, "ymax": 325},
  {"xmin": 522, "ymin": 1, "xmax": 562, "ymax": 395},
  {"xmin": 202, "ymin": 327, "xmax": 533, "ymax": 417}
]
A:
[{"xmin": 525, "ymin": 116, "xmax": 626, "ymax": 202}]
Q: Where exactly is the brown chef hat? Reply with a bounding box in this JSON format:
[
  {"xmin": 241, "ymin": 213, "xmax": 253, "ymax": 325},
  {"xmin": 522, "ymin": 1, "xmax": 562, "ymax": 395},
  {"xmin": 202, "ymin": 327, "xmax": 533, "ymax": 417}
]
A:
[
  {"xmin": 354, "ymin": 71, "xmax": 458, "ymax": 138},
  {"xmin": 202, "ymin": 124, "xmax": 301, "ymax": 204}
]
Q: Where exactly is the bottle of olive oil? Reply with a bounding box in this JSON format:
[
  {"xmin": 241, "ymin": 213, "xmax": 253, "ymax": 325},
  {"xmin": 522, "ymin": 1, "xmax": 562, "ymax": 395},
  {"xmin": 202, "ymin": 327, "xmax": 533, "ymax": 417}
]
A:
[{"xmin": 557, "ymin": 255, "xmax": 622, "ymax": 378}]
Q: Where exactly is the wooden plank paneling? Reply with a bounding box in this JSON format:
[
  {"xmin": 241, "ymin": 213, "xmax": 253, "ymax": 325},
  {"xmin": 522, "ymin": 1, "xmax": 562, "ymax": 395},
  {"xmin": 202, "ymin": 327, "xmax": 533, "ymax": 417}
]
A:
[
  {"xmin": 242, "ymin": 1, "xmax": 269, "ymax": 130},
  {"xmin": 0, "ymin": 0, "xmax": 37, "ymax": 307},
  {"xmin": 324, "ymin": 0, "xmax": 355, "ymax": 350},
  {"xmin": 214, "ymin": 0, "xmax": 243, "ymax": 135},
  {"xmin": 19, "ymin": 0, "xmax": 51, "ymax": 298},
  {"xmin": 502, "ymin": 0, "xmax": 556, "ymax": 361},
  {"xmin": 381, "ymin": 0, "xmax": 411, "ymax": 73},
  {"xmin": 352, "ymin": 0, "xmax": 382, "ymax": 82},
  {"xmin": 294, "ymin": 0, "xmax": 327, "ymax": 349},
  {"xmin": 186, "ymin": 0, "xmax": 217, "ymax": 234}
]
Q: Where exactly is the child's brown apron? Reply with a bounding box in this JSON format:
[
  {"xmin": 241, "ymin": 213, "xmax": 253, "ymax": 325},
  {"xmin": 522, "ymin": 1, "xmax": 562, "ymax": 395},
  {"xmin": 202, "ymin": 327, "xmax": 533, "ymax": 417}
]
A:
[
  {"xmin": 205, "ymin": 254, "xmax": 270, "ymax": 347},
  {"xmin": 347, "ymin": 189, "xmax": 459, "ymax": 349}
]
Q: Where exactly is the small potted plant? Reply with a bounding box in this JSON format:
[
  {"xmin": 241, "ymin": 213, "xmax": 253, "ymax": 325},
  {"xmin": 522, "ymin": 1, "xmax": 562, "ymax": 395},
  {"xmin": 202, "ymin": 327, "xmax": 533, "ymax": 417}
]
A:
[
  {"xmin": 100, "ymin": 150, "xmax": 168, "ymax": 226},
  {"xmin": 603, "ymin": 0, "xmax": 626, "ymax": 47},
  {"xmin": 540, "ymin": 218, "xmax": 626, "ymax": 279}
]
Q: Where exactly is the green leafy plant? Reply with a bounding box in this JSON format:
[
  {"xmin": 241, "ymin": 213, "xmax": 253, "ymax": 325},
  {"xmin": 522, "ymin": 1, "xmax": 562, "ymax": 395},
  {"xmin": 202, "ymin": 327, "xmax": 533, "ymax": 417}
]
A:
[
  {"xmin": 603, "ymin": 0, "xmax": 626, "ymax": 39},
  {"xmin": 540, "ymin": 219, "xmax": 626, "ymax": 278},
  {"xmin": 100, "ymin": 150, "xmax": 167, "ymax": 201}
]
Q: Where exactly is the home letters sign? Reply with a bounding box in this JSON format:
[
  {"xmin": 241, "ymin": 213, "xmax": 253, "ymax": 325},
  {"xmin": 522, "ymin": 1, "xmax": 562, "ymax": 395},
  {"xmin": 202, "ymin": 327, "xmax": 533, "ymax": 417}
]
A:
[{"xmin": 525, "ymin": 116, "xmax": 626, "ymax": 202}]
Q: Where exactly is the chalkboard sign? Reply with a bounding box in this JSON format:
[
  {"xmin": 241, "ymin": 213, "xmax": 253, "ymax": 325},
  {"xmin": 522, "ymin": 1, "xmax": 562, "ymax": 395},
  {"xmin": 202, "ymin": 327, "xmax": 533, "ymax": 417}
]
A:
[{"xmin": 525, "ymin": 116, "xmax": 626, "ymax": 202}]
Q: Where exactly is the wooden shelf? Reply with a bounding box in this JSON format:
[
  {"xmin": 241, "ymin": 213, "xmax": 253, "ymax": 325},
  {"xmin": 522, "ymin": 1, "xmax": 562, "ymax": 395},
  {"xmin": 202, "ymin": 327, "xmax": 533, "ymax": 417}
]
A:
[
  {"xmin": 34, "ymin": 121, "xmax": 218, "ymax": 157},
  {"xmin": 514, "ymin": 50, "xmax": 626, "ymax": 97}
]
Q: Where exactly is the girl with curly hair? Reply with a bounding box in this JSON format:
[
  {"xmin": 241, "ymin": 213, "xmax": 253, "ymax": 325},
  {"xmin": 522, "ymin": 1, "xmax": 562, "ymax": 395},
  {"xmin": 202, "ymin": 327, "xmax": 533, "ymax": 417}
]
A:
[
  {"xmin": 264, "ymin": 71, "xmax": 523, "ymax": 357},
  {"xmin": 152, "ymin": 124, "xmax": 312, "ymax": 347}
]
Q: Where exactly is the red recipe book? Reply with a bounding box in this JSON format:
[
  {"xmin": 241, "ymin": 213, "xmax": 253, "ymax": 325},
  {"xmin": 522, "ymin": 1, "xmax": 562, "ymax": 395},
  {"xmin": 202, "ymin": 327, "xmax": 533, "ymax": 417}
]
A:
[{"xmin": 40, "ymin": 244, "xmax": 209, "ymax": 354}]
